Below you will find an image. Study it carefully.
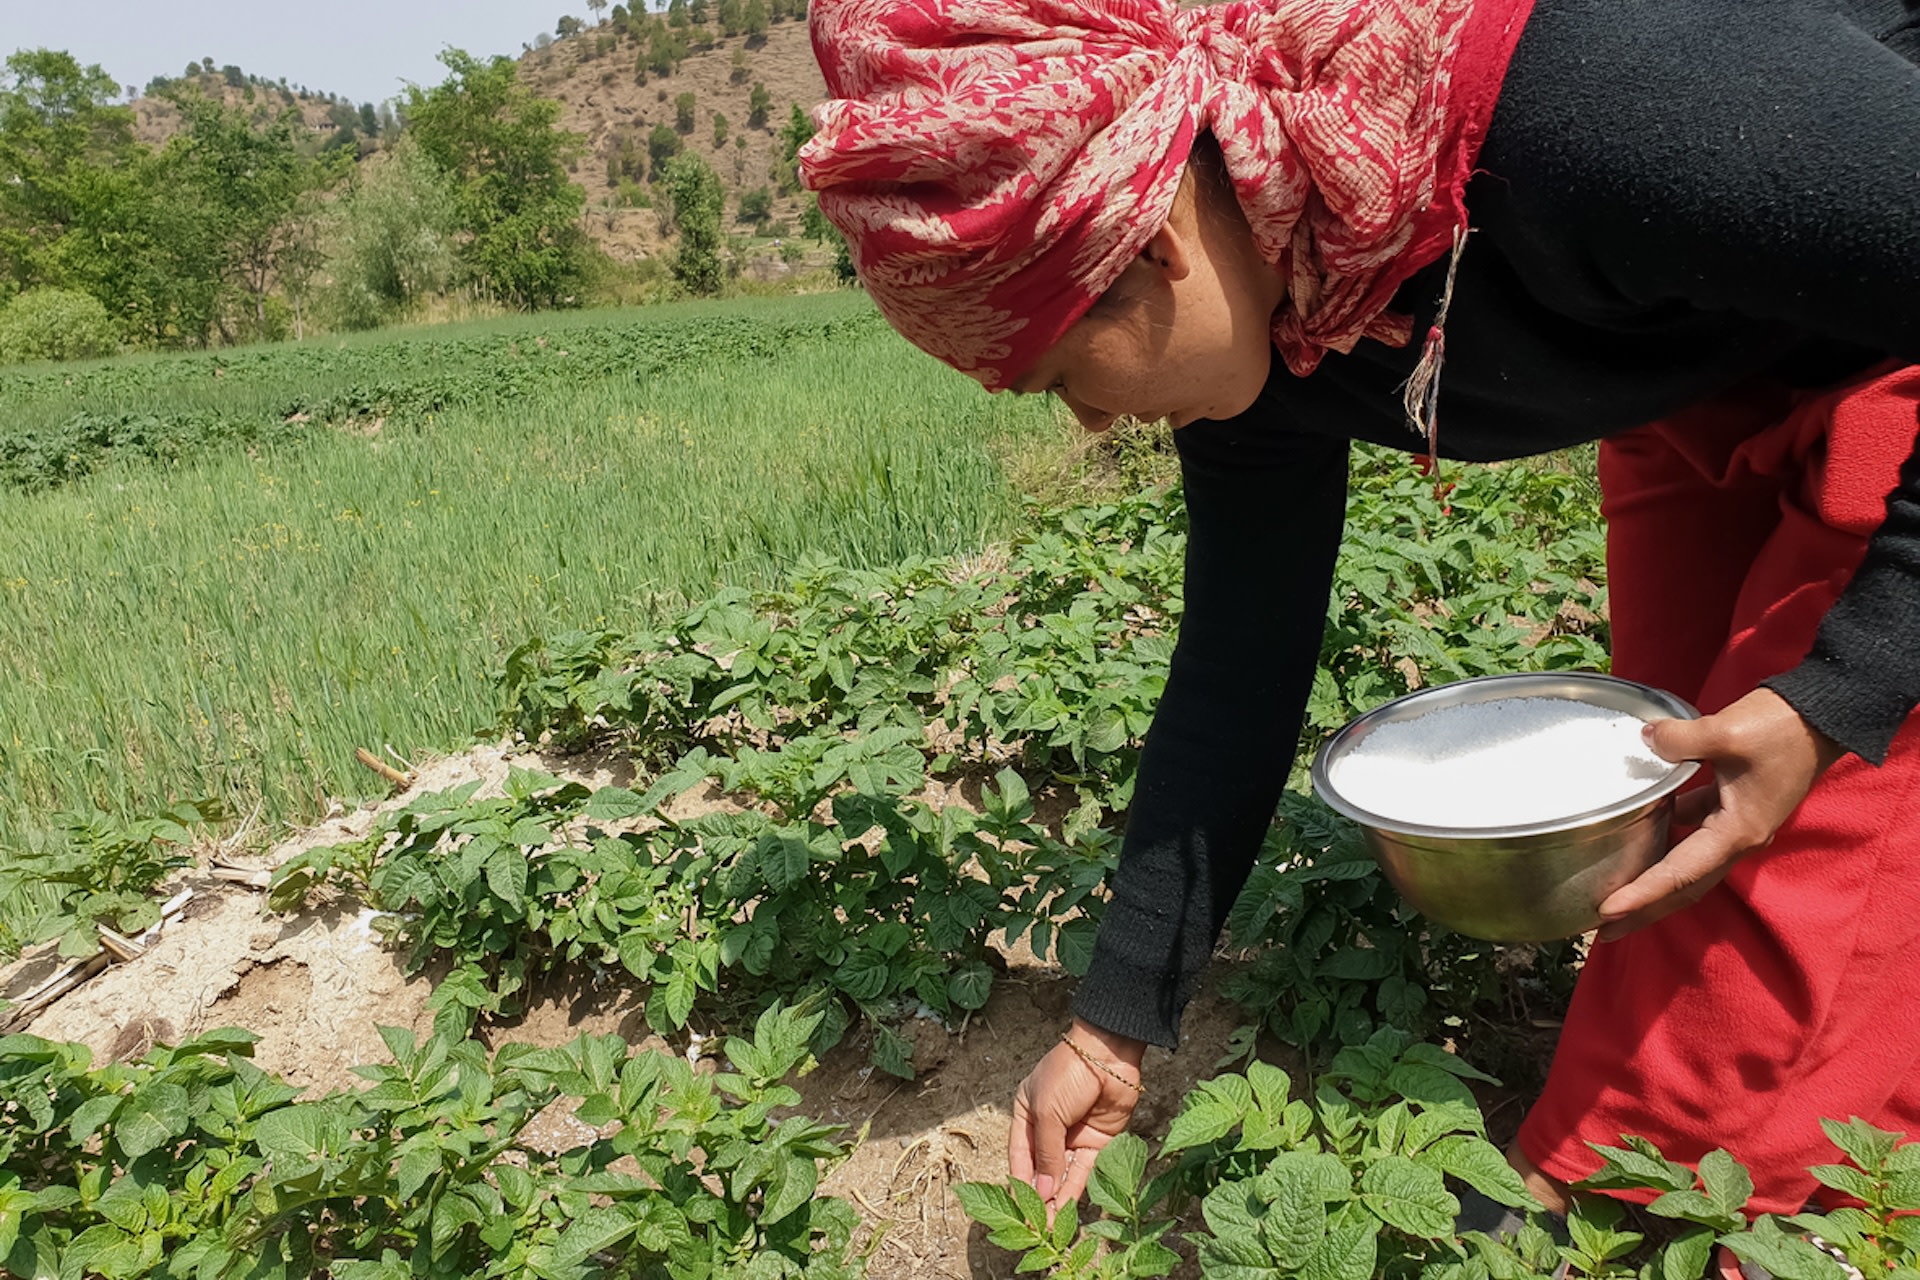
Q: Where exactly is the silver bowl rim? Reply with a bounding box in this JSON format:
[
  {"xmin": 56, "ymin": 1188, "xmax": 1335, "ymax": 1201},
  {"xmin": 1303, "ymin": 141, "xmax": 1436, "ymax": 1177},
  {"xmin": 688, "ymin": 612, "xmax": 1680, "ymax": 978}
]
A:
[{"xmin": 1310, "ymin": 672, "xmax": 1703, "ymax": 840}]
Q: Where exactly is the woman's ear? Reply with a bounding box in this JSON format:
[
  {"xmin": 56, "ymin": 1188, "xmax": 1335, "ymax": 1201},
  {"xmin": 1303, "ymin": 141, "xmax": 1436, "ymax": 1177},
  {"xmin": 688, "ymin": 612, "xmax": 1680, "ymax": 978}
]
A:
[{"xmin": 1140, "ymin": 223, "xmax": 1192, "ymax": 281}]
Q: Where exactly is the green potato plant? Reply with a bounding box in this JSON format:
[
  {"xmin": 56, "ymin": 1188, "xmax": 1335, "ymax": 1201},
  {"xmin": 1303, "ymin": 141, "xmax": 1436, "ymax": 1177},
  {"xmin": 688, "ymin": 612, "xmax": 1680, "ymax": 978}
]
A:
[
  {"xmin": 0, "ymin": 799, "xmax": 221, "ymax": 959},
  {"xmin": 960, "ymin": 1027, "xmax": 1537, "ymax": 1279},
  {"xmin": 0, "ymin": 1005, "xmax": 870, "ymax": 1280},
  {"xmin": 268, "ymin": 762, "xmax": 1114, "ymax": 1078},
  {"xmin": 961, "ymin": 1034, "xmax": 1920, "ymax": 1280}
]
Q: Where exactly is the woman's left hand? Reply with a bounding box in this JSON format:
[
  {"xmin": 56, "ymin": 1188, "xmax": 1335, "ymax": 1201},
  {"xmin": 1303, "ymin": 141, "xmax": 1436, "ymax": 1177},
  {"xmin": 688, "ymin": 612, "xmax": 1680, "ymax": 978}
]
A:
[{"xmin": 1594, "ymin": 687, "xmax": 1845, "ymax": 942}]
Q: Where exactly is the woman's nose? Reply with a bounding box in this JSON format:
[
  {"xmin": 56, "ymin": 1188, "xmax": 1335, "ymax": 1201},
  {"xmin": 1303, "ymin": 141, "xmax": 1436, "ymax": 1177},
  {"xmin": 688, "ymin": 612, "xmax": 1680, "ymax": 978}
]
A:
[{"xmin": 1056, "ymin": 390, "xmax": 1118, "ymax": 434}]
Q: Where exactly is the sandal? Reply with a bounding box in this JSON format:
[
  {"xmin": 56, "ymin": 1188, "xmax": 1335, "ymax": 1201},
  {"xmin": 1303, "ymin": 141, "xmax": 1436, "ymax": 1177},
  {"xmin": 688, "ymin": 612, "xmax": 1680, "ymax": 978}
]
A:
[{"xmin": 1720, "ymin": 1234, "xmax": 1865, "ymax": 1280}]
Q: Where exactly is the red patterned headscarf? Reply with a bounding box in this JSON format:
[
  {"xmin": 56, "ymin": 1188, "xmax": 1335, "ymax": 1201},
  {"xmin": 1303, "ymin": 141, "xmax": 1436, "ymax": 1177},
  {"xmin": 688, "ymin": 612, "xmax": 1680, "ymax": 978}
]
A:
[{"xmin": 801, "ymin": 0, "xmax": 1533, "ymax": 390}]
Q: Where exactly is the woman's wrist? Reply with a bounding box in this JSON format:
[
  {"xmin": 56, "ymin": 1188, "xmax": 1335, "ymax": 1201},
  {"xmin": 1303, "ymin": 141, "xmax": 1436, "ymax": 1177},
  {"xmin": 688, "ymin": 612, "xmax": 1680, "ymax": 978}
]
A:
[{"xmin": 1068, "ymin": 1016, "xmax": 1148, "ymax": 1069}]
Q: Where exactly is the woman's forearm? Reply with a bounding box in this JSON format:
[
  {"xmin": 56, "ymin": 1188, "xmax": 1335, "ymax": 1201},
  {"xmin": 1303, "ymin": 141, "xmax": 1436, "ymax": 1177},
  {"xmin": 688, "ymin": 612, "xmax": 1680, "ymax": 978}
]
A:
[{"xmin": 1070, "ymin": 420, "xmax": 1350, "ymax": 1047}]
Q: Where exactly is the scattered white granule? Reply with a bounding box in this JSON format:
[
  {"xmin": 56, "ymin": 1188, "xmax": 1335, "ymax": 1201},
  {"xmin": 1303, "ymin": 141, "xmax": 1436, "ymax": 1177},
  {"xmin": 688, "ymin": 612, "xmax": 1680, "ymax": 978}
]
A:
[{"xmin": 1328, "ymin": 696, "xmax": 1675, "ymax": 828}]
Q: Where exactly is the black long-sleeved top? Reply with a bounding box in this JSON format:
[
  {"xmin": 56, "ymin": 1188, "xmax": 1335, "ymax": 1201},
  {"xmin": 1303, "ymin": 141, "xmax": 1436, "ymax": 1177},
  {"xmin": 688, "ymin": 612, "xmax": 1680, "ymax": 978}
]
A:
[{"xmin": 1073, "ymin": 0, "xmax": 1920, "ymax": 1049}]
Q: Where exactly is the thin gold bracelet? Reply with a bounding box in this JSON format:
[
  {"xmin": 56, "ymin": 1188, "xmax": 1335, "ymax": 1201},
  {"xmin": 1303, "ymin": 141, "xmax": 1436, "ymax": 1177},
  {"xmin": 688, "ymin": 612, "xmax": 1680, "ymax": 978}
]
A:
[{"xmin": 1060, "ymin": 1033, "xmax": 1145, "ymax": 1097}]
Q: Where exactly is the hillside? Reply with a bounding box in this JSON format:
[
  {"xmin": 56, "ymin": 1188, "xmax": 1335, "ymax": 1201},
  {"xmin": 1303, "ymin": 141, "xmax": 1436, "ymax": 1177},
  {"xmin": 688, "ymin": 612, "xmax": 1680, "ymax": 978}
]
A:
[
  {"xmin": 518, "ymin": 12, "xmax": 828, "ymax": 267},
  {"xmin": 131, "ymin": 69, "xmax": 385, "ymax": 154},
  {"xmin": 122, "ymin": 17, "xmax": 830, "ymax": 272}
]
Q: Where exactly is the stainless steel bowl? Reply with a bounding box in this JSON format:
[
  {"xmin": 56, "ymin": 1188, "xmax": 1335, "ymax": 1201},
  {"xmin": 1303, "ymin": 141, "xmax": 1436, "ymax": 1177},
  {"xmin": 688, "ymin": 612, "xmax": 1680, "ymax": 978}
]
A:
[{"xmin": 1310, "ymin": 672, "xmax": 1700, "ymax": 942}]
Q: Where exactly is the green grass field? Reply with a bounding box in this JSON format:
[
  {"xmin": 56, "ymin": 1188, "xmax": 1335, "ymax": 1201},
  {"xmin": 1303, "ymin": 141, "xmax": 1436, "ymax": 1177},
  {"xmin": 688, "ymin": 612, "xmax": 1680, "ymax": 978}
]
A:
[{"xmin": 0, "ymin": 293, "xmax": 1061, "ymax": 881}]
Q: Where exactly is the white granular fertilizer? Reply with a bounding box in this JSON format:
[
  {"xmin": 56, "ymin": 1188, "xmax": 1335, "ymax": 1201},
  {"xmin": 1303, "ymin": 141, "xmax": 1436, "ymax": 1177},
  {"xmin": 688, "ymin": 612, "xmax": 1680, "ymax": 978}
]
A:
[{"xmin": 1329, "ymin": 696, "xmax": 1675, "ymax": 828}]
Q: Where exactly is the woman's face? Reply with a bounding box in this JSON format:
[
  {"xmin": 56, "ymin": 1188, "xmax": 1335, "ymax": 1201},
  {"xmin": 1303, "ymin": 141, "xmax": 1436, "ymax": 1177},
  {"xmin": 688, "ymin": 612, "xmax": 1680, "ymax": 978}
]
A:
[{"xmin": 996, "ymin": 218, "xmax": 1286, "ymax": 432}]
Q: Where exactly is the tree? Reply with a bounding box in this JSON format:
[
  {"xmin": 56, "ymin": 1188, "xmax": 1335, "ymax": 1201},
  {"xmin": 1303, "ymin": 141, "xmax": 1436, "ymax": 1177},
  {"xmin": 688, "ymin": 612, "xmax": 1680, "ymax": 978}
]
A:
[
  {"xmin": 587, "ymin": 0, "xmax": 609, "ymax": 18},
  {"xmin": 736, "ymin": 185, "xmax": 771, "ymax": 225},
  {"xmin": 747, "ymin": 81, "xmax": 771, "ymax": 129},
  {"xmin": 779, "ymin": 103, "xmax": 813, "ymax": 163},
  {"xmin": 647, "ymin": 121, "xmax": 681, "ymax": 178},
  {"xmin": 163, "ymin": 92, "xmax": 345, "ymax": 340},
  {"xmin": 711, "ymin": 111, "xmax": 728, "ymax": 148},
  {"xmin": 661, "ymin": 151, "xmax": 722, "ymax": 295},
  {"xmin": 718, "ymin": 0, "xmax": 744, "ymax": 37},
  {"xmin": 275, "ymin": 191, "xmax": 327, "ymax": 340},
  {"xmin": 744, "ymin": 0, "xmax": 770, "ymax": 40},
  {"xmin": 325, "ymin": 100, "xmax": 362, "ymax": 152},
  {"xmin": 323, "ymin": 134, "xmax": 458, "ymax": 329},
  {"xmin": 0, "ymin": 57, "xmax": 234, "ymax": 349},
  {"xmin": 607, "ymin": 125, "xmax": 648, "ymax": 183},
  {"xmin": 646, "ymin": 22, "xmax": 687, "ymax": 77},
  {"xmin": 674, "ymin": 91, "xmax": 696, "ymax": 134},
  {"xmin": 46, "ymin": 145, "xmax": 233, "ymax": 347},
  {"xmin": 403, "ymin": 49, "xmax": 590, "ymax": 309},
  {"xmin": 668, "ymin": 0, "xmax": 689, "ymax": 27},
  {"xmin": 800, "ymin": 192, "xmax": 832, "ymax": 242},
  {"xmin": 0, "ymin": 49, "xmax": 137, "ymax": 287},
  {"xmin": 690, "ymin": 0, "xmax": 711, "ymax": 24},
  {"xmin": 775, "ymin": 102, "xmax": 812, "ymax": 192},
  {"xmin": 556, "ymin": 15, "xmax": 584, "ymax": 37}
]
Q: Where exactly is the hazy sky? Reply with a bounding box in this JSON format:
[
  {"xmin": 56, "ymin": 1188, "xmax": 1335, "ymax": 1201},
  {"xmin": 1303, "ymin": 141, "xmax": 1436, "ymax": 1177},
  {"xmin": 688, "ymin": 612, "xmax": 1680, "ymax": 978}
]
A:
[{"xmin": 4, "ymin": 1, "xmax": 592, "ymax": 107}]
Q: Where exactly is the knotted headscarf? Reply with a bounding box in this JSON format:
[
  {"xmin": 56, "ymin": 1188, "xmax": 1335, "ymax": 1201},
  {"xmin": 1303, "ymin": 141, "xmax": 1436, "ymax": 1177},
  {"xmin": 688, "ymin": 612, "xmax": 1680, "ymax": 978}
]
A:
[{"xmin": 801, "ymin": 0, "xmax": 1533, "ymax": 390}]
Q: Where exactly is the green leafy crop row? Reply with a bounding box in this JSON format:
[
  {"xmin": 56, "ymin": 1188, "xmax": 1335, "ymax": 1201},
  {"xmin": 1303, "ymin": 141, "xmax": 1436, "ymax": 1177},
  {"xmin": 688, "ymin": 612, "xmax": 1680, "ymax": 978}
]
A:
[
  {"xmin": 1219, "ymin": 793, "xmax": 1579, "ymax": 1088},
  {"xmin": 0, "ymin": 801, "xmax": 222, "ymax": 960},
  {"xmin": 0, "ymin": 1005, "xmax": 869, "ymax": 1280},
  {"xmin": 268, "ymin": 759, "xmax": 1112, "ymax": 1079},
  {"xmin": 962, "ymin": 1026, "xmax": 1920, "ymax": 1280},
  {"xmin": 255, "ymin": 452, "xmax": 1606, "ymax": 1084},
  {"xmin": 0, "ymin": 299, "xmax": 880, "ymax": 493},
  {"xmin": 501, "ymin": 452, "xmax": 1604, "ymax": 820},
  {"xmin": 2, "ymin": 426, "xmax": 1619, "ymax": 1276},
  {"xmin": 498, "ymin": 488, "xmax": 1183, "ymax": 828}
]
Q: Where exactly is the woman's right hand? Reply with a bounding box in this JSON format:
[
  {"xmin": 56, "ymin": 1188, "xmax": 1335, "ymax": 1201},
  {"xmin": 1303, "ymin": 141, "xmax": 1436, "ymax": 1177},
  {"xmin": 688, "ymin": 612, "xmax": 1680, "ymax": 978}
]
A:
[{"xmin": 1010, "ymin": 1018, "xmax": 1147, "ymax": 1214}]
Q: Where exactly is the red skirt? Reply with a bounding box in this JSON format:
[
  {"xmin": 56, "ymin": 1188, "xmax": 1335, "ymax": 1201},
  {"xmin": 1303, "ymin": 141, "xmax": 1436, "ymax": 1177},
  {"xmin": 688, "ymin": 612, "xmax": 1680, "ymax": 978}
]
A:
[{"xmin": 1514, "ymin": 365, "xmax": 1920, "ymax": 1215}]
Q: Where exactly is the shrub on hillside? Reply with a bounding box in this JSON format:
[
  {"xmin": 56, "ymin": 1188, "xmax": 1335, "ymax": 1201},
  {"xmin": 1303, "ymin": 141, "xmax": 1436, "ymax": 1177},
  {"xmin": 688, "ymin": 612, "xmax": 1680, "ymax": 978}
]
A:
[
  {"xmin": 648, "ymin": 122, "xmax": 682, "ymax": 179},
  {"xmin": 737, "ymin": 186, "xmax": 773, "ymax": 225},
  {"xmin": 645, "ymin": 22, "xmax": 688, "ymax": 76},
  {"xmin": 0, "ymin": 288, "xmax": 119, "ymax": 365}
]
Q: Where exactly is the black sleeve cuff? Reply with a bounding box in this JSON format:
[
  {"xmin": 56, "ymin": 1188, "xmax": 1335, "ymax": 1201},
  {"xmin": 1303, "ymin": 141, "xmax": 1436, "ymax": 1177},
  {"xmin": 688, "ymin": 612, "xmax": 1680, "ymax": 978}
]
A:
[{"xmin": 1763, "ymin": 417, "xmax": 1920, "ymax": 766}]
